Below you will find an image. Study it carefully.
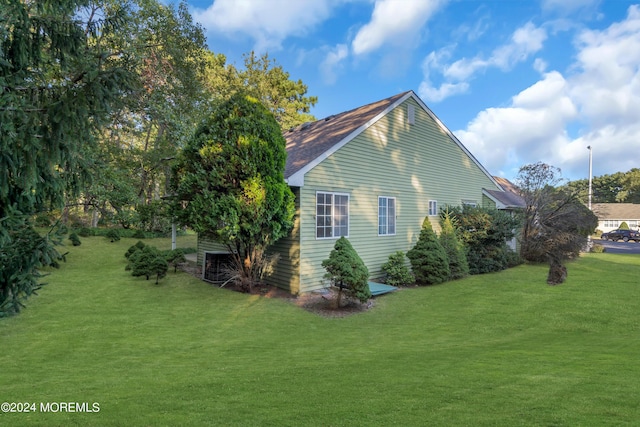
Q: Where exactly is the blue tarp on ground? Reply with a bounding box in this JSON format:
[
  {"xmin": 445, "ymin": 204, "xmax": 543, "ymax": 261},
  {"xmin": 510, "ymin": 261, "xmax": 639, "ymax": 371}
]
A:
[{"xmin": 368, "ymin": 281, "xmax": 398, "ymax": 296}]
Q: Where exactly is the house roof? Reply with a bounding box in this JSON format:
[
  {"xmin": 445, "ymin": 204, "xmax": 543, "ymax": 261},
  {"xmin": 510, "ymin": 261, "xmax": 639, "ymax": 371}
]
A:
[
  {"xmin": 591, "ymin": 203, "xmax": 640, "ymax": 220},
  {"xmin": 483, "ymin": 177, "xmax": 526, "ymax": 209},
  {"xmin": 283, "ymin": 90, "xmax": 500, "ymax": 189},
  {"xmin": 284, "ymin": 91, "xmax": 410, "ymax": 183}
]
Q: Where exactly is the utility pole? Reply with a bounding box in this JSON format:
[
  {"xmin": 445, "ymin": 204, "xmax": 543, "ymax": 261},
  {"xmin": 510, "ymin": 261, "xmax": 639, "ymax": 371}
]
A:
[
  {"xmin": 587, "ymin": 145, "xmax": 593, "ymax": 250},
  {"xmin": 587, "ymin": 145, "xmax": 593, "ymax": 211}
]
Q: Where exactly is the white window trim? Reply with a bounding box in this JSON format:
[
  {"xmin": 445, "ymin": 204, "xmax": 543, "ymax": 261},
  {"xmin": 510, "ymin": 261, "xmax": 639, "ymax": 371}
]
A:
[
  {"xmin": 378, "ymin": 196, "xmax": 397, "ymax": 236},
  {"xmin": 315, "ymin": 191, "xmax": 350, "ymax": 240},
  {"xmin": 428, "ymin": 200, "xmax": 438, "ymax": 216}
]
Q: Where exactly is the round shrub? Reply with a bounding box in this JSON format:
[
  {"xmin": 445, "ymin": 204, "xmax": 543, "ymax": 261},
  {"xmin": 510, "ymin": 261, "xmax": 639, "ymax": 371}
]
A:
[
  {"xmin": 381, "ymin": 251, "xmax": 414, "ymax": 286},
  {"xmin": 106, "ymin": 229, "xmax": 120, "ymax": 242}
]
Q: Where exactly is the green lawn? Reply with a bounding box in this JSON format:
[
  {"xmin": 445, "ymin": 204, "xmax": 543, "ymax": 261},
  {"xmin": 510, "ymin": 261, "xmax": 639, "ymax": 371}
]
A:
[{"xmin": 1, "ymin": 236, "xmax": 639, "ymax": 426}]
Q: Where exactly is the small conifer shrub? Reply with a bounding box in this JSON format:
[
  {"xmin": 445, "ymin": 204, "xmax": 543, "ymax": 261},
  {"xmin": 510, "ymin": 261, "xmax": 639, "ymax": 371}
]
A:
[
  {"xmin": 439, "ymin": 212, "xmax": 469, "ymax": 280},
  {"xmin": 322, "ymin": 237, "xmax": 371, "ymax": 307},
  {"xmin": 407, "ymin": 217, "xmax": 450, "ymax": 285},
  {"xmin": 381, "ymin": 251, "xmax": 414, "ymax": 286},
  {"xmin": 68, "ymin": 233, "xmax": 81, "ymax": 246}
]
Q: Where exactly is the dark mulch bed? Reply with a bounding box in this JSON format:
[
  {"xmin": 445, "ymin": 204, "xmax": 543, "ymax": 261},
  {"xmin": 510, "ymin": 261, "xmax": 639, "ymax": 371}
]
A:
[{"xmin": 179, "ymin": 261, "xmax": 372, "ymax": 317}]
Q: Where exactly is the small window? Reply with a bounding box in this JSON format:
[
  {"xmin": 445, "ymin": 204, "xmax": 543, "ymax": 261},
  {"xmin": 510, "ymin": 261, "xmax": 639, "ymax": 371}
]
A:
[
  {"xmin": 316, "ymin": 192, "xmax": 349, "ymax": 239},
  {"xmin": 407, "ymin": 105, "xmax": 415, "ymax": 125},
  {"xmin": 462, "ymin": 200, "xmax": 477, "ymax": 208},
  {"xmin": 428, "ymin": 200, "xmax": 437, "ymax": 216},
  {"xmin": 378, "ymin": 196, "xmax": 396, "ymax": 236}
]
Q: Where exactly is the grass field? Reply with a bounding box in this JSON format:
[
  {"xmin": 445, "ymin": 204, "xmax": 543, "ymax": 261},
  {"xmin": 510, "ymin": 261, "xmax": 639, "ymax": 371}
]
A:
[{"xmin": 1, "ymin": 235, "xmax": 639, "ymax": 426}]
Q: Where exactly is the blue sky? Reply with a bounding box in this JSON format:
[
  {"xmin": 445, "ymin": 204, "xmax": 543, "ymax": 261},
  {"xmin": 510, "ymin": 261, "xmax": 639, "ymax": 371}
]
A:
[{"xmin": 186, "ymin": 0, "xmax": 640, "ymax": 181}]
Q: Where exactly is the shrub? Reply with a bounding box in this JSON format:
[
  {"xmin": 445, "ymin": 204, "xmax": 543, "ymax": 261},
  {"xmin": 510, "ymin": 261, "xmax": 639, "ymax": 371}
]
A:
[
  {"xmin": 105, "ymin": 229, "xmax": 120, "ymax": 242},
  {"xmin": 447, "ymin": 205, "xmax": 519, "ymax": 274},
  {"xmin": 132, "ymin": 229, "xmax": 147, "ymax": 239},
  {"xmin": 77, "ymin": 227, "xmax": 94, "ymax": 237},
  {"xmin": 505, "ymin": 249, "xmax": 523, "ymax": 268},
  {"xmin": 619, "ymin": 221, "xmax": 629, "ymax": 230},
  {"xmin": 165, "ymin": 248, "xmax": 186, "ymax": 273},
  {"xmin": 407, "ymin": 217, "xmax": 450, "ymax": 285},
  {"xmin": 322, "ymin": 237, "xmax": 371, "ymax": 307},
  {"xmin": 381, "ymin": 251, "xmax": 414, "ymax": 286},
  {"xmin": 68, "ymin": 233, "xmax": 81, "ymax": 246},
  {"xmin": 439, "ymin": 212, "xmax": 469, "ymax": 280},
  {"xmin": 125, "ymin": 241, "xmax": 147, "ymax": 260},
  {"xmin": 128, "ymin": 245, "xmax": 167, "ymax": 284},
  {"xmin": 590, "ymin": 243, "xmax": 606, "ymax": 253}
]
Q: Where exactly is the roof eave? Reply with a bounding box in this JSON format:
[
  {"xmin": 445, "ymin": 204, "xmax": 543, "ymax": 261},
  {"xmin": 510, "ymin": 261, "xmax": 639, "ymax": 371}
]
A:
[{"xmin": 285, "ymin": 91, "xmax": 414, "ymax": 187}]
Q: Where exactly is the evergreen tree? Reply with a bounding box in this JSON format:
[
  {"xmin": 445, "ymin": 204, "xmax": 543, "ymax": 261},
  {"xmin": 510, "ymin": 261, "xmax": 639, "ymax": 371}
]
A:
[
  {"xmin": 322, "ymin": 237, "xmax": 371, "ymax": 307},
  {"xmin": 0, "ymin": 0, "xmax": 134, "ymax": 316},
  {"xmin": 165, "ymin": 248, "xmax": 186, "ymax": 273},
  {"xmin": 439, "ymin": 212, "xmax": 469, "ymax": 280},
  {"xmin": 407, "ymin": 217, "xmax": 450, "ymax": 285},
  {"xmin": 171, "ymin": 93, "xmax": 295, "ymax": 292},
  {"xmin": 128, "ymin": 245, "xmax": 167, "ymax": 284}
]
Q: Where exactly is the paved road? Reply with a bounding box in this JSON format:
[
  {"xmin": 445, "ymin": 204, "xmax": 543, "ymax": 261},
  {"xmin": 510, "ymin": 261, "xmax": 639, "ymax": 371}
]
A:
[{"xmin": 594, "ymin": 238, "xmax": 640, "ymax": 254}]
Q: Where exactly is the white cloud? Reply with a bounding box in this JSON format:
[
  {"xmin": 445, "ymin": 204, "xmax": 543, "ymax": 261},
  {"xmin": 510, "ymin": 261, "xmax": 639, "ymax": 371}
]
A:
[
  {"xmin": 192, "ymin": 0, "xmax": 336, "ymax": 52},
  {"xmin": 320, "ymin": 44, "xmax": 349, "ymax": 85},
  {"xmin": 457, "ymin": 5, "xmax": 640, "ymax": 180},
  {"xmin": 444, "ymin": 22, "xmax": 547, "ymax": 80},
  {"xmin": 351, "ymin": 0, "xmax": 447, "ymax": 55},
  {"xmin": 420, "ymin": 22, "xmax": 547, "ymax": 103}
]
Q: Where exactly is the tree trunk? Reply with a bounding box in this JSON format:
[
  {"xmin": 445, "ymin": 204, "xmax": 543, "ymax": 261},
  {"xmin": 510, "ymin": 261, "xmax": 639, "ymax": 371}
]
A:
[{"xmin": 547, "ymin": 257, "xmax": 567, "ymax": 285}]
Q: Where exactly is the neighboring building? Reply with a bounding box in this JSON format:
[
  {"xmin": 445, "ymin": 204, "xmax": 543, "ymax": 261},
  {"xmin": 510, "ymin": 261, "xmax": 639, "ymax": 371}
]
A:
[
  {"xmin": 483, "ymin": 177, "xmax": 526, "ymax": 251},
  {"xmin": 591, "ymin": 203, "xmax": 640, "ymax": 232},
  {"xmin": 199, "ymin": 90, "xmax": 517, "ymax": 294}
]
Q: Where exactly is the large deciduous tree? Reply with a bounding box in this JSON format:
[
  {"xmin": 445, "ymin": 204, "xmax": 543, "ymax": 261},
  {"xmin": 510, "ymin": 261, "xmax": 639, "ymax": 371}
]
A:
[
  {"xmin": 171, "ymin": 93, "xmax": 295, "ymax": 292},
  {"xmin": 517, "ymin": 162, "xmax": 598, "ymax": 285},
  {"xmin": 0, "ymin": 0, "xmax": 135, "ymax": 315}
]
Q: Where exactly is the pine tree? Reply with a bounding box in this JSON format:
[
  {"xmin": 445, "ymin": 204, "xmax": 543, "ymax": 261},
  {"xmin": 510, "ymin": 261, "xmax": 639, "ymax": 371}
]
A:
[
  {"xmin": 439, "ymin": 212, "xmax": 469, "ymax": 280},
  {"xmin": 407, "ymin": 217, "xmax": 450, "ymax": 285}
]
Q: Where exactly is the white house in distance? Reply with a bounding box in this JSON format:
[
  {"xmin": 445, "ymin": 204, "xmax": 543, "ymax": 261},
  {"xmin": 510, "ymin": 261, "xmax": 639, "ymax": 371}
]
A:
[{"xmin": 591, "ymin": 203, "xmax": 640, "ymax": 232}]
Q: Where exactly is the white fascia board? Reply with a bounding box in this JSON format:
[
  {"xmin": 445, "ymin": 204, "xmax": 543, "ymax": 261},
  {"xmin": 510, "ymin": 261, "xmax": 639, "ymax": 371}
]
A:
[{"xmin": 286, "ymin": 92, "xmax": 414, "ymax": 187}]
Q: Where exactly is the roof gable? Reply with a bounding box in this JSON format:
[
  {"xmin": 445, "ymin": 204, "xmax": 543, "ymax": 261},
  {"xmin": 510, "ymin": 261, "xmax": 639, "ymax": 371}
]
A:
[
  {"xmin": 284, "ymin": 91, "xmax": 410, "ymax": 186},
  {"xmin": 284, "ymin": 90, "xmax": 500, "ymax": 189},
  {"xmin": 483, "ymin": 177, "xmax": 526, "ymax": 209}
]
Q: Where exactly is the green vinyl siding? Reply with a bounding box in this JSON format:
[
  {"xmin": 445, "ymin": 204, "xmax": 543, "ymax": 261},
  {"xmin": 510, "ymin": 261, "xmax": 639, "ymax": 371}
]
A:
[
  {"xmin": 196, "ymin": 238, "xmax": 228, "ymax": 266},
  {"xmin": 297, "ymin": 98, "xmax": 501, "ymax": 293},
  {"xmin": 266, "ymin": 187, "xmax": 301, "ymax": 294}
]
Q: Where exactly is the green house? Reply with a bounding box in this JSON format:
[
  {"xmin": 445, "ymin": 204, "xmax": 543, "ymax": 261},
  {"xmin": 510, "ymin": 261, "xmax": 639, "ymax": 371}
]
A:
[{"xmin": 199, "ymin": 90, "xmax": 513, "ymax": 294}]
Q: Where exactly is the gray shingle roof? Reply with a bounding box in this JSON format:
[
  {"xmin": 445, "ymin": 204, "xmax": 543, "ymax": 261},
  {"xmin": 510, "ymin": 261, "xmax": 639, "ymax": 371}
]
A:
[
  {"xmin": 591, "ymin": 203, "xmax": 640, "ymax": 220},
  {"xmin": 484, "ymin": 177, "xmax": 526, "ymax": 209},
  {"xmin": 283, "ymin": 91, "xmax": 411, "ymax": 180}
]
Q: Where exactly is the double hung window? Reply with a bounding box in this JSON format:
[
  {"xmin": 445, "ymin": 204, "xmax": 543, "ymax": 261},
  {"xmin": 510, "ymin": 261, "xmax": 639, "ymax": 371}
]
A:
[
  {"xmin": 378, "ymin": 197, "xmax": 396, "ymax": 235},
  {"xmin": 316, "ymin": 192, "xmax": 349, "ymax": 238},
  {"xmin": 428, "ymin": 200, "xmax": 438, "ymax": 216}
]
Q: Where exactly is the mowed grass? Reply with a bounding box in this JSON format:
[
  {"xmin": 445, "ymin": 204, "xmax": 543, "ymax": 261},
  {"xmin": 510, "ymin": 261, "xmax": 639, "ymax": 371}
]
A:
[{"xmin": 1, "ymin": 236, "xmax": 640, "ymax": 426}]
